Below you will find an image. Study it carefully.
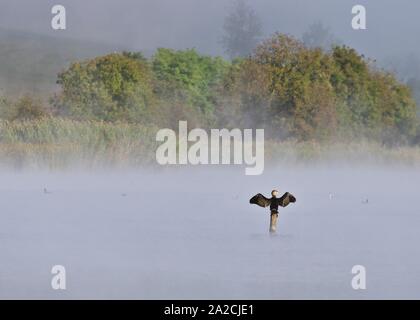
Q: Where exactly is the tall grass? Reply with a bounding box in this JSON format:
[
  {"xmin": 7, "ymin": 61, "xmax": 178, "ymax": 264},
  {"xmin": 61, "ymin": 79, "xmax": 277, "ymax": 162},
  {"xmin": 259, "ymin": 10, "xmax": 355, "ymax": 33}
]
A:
[
  {"xmin": 0, "ymin": 118, "xmax": 159, "ymax": 169},
  {"xmin": 1, "ymin": 118, "xmax": 420, "ymax": 169}
]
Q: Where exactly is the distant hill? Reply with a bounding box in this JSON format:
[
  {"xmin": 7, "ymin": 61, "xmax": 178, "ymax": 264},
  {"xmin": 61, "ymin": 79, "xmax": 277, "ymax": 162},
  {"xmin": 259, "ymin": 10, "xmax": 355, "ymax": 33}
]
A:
[{"xmin": 0, "ymin": 28, "xmax": 131, "ymax": 97}]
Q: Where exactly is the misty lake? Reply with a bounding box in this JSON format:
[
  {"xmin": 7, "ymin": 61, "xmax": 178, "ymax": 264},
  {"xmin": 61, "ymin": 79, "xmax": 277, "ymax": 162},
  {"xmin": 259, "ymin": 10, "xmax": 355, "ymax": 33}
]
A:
[{"xmin": 0, "ymin": 165, "xmax": 419, "ymax": 299}]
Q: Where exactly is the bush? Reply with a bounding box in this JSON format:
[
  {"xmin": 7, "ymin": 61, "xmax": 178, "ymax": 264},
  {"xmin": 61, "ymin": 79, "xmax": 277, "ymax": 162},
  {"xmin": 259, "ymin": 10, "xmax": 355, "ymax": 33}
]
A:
[
  {"xmin": 0, "ymin": 95, "xmax": 51, "ymax": 121},
  {"xmin": 53, "ymin": 53, "xmax": 157, "ymax": 123}
]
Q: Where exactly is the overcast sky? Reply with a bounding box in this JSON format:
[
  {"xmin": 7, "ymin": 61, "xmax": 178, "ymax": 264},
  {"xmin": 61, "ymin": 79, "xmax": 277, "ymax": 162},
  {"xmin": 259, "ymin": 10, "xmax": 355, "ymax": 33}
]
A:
[{"xmin": 0, "ymin": 0, "xmax": 418, "ymax": 61}]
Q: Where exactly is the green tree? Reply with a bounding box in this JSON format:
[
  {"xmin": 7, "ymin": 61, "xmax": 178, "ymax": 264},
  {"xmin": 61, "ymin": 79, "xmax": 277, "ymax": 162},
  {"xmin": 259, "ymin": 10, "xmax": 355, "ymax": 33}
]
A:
[
  {"xmin": 220, "ymin": 33, "xmax": 418, "ymax": 142},
  {"xmin": 54, "ymin": 53, "xmax": 156, "ymax": 123},
  {"xmin": 250, "ymin": 33, "xmax": 338, "ymax": 140},
  {"xmin": 152, "ymin": 48, "xmax": 229, "ymax": 126},
  {"xmin": 331, "ymin": 46, "xmax": 417, "ymax": 141}
]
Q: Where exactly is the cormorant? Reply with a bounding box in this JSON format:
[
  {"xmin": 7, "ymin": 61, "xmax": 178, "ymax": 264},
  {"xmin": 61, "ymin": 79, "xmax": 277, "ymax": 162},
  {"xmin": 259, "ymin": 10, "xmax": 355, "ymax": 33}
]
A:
[{"xmin": 250, "ymin": 190, "xmax": 296, "ymax": 233}]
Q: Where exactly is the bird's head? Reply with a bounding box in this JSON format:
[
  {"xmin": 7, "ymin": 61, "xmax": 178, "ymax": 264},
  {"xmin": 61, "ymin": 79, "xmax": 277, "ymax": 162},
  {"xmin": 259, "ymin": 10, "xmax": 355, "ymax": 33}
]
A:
[{"xmin": 271, "ymin": 189, "xmax": 279, "ymax": 198}]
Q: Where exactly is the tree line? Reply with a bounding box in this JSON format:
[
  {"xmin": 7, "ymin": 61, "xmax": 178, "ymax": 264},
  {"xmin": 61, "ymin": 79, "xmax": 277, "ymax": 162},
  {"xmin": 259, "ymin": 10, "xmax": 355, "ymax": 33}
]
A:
[{"xmin": 1, "ymin": 32, "xmax": 419, "ymax": 145}]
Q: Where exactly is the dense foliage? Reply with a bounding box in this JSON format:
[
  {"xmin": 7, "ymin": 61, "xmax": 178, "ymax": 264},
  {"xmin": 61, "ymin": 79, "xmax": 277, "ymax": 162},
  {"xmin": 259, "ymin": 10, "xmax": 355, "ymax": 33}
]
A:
[
  {"xmin": 52, "ymin": 52, "xmax": 157, "ymax": 123},
  {"xmin": 1, "ymin": 33, "xmax": 418, "ymax": 145},
  {"xmin": 218, "ymin": 34, "xmax": 418, "ymax": 143},
  {"xmin": 151, "ymin": 48, "xmax": 229, "ymax": 127}
]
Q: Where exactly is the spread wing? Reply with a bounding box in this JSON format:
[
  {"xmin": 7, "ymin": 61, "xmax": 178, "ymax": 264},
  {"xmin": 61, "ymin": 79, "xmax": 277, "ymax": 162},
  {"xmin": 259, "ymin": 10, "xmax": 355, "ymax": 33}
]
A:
[
  {"xmin": 249, "ymin": 193, "xmax": 271, "ymax": 208},
  {"xmin": 278, "ymin": 192, "xmax": 296, "ymax": 207}
]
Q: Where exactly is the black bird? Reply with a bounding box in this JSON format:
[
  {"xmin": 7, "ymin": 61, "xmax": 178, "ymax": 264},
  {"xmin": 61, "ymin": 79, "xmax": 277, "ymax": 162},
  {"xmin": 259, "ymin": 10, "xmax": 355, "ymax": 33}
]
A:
[{"xmin": 250, "ymin": 190, "xmax": 296, "ymax": 233}]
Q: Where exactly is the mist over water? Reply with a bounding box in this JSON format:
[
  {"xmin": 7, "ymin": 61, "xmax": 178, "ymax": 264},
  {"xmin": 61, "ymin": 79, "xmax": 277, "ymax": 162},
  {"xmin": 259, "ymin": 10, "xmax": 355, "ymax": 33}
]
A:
[
  {"xmin": 1, "ymin": 0, "xmax": 420, "ymax": 301},
  {"xmin": 1, "ymin": 165, "xmax": 419, "ymax": 299}
]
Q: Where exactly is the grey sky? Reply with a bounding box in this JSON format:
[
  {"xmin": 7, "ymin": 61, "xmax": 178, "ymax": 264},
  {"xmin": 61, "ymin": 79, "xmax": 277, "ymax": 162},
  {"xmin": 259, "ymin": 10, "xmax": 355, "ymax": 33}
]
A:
[{"xmin": 0, "ymin": 0, "xmax": 418, "ymax": 61}]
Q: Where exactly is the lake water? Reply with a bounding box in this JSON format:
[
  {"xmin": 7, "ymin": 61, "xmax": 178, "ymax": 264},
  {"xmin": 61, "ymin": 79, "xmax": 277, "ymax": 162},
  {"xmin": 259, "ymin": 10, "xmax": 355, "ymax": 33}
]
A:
[{"xmin": 0, "ymin": 165, "xmax": 419, "ymax": 299}]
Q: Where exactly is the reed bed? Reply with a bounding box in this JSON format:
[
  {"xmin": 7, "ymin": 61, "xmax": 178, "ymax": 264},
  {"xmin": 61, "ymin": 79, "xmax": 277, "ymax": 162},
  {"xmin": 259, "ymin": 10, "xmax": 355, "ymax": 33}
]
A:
[
  {"xmin": 1, "ymin": 118, "xmax": 420, "ymax": 169},
  {"xmin": 0, "ymin": 118, "xmax": 159, "ymax": 169}
]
